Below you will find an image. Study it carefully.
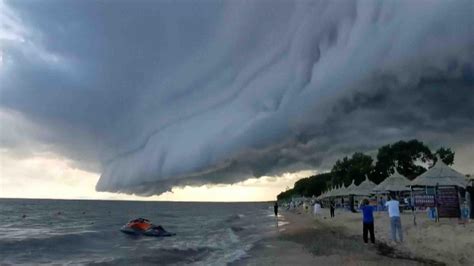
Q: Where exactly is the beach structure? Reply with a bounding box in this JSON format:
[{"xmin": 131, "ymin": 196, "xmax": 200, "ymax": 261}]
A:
[
  {"xmin": 333, "ymin": 184, "xmax": 348, "ymax": 197},
  {"xmin": 322, "ymin": 185, "xmax": 337, "ymax": 203},
  {"xmin": 410, "ymin": 158, "xmax": 467, "ymax": 220},
  {"xmin": 373, "ymin": 169, "xmax": 411, "ymax": 193},
  {"xmin": 319, "ymin": 181, "xmax": 356, "ymax": 196},
  {"xmin": 328, "ymin": 185, "xmax": 340, "ymax": 198},
  {"xmin": 410, "ymin": 159, "xmax": 467, "ymax": 188},
  {"xmin": 334, "ymin": 184, "xmax": 349, "ymax": 208},
  {"xmin": 318, "ymin": 182, "xmax": 361, "ymax": 209},
  {"xmin": 345, "ymin": 180, "xmax": 358, "ymax": 195},
  {"xmin": 350, "ymin": 176, "xmax": 376, "ymax": 196},
  {"xmin": 327, "ymin": 186, "xmax": 337, "ymax": 199},
  {"xmin": 318, "ymin": 187, "xmax": 332, "ymax": 201},
  {"xmin": 464, "ymin": 175, "xmax": 473, "ymax": 219},
  {"xmin": 344, "ymin": 180, "xmax": 359, "ymax": 212},
  {"xmin": 317, "ymin": 189, "xmax": 329, "ymax": 200},
  {"xmin": 318, "ymin": 184, "xmax": 340, "ymax": 207}
]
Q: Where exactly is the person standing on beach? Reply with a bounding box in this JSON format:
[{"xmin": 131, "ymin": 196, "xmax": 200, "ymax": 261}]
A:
[
  {"xmin": 361, "ymin": 199, "xmax": 375, "ymax": 244},
  {"xmin": 385, "ymin": 195, "xmax": 403, "ymax": 243},
  {"xmin": 330, "ymin": 200, "xmax": 335, "ymax": 218},
  {"xmin": 313, "ymin": 201, "xmax": 321, "ymax": 217},
  {"xmin": 274, "ymin": 202, "xmax": 278, "ymax": 217}
]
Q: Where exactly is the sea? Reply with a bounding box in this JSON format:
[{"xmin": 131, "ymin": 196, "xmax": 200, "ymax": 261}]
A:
[{"xmin": 0, "ymin": 199, "xmax": 280, "ymax": 265}]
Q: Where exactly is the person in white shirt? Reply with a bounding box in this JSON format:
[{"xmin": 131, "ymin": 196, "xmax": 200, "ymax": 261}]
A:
[
  {"xmin": 385, "ymin": 195, "xmax": 403, "ymax": 242},
  {"xmin": 313, "ymin": 201, "xmax": 321, "ymax": 217}
]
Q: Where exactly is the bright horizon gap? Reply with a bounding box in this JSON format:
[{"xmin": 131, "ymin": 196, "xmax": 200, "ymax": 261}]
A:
[
  {"xmin": 0, "ymin": 197, "xmax": 277, "ymax": 203},
  {"xmin": 0, "ymin": 149, "xmax": 315, "ymax": 201}
]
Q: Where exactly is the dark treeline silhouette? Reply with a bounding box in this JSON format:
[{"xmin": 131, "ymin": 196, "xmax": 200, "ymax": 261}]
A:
[{"xmin": 277, "ymin": 139, "xmax": 454, "ymax": 201}]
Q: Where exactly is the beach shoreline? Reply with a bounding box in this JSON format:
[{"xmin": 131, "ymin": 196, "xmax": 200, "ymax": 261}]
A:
[{"xmin": 233, "ymin": 207, "xmax": 473, "ymax": 265}]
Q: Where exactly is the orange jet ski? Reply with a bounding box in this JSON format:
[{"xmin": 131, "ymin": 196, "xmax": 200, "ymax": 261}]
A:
[{"xmin": 120, "ymin": 218, "xmax": 175, "ymax": 237}]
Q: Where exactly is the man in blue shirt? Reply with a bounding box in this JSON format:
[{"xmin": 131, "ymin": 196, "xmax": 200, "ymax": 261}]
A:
[{"xmin": 361, "ymin": 198, "xmax": 375, "ymax": 244}]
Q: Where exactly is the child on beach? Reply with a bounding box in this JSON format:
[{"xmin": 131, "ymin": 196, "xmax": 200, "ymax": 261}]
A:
[{"xmin": 361, "ymin": 199, "xmax": 375, "ymax": 244}]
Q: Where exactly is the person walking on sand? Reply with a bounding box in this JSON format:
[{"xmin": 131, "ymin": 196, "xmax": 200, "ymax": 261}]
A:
[
  {"xmin": 330, "ymin": 200, "xmax": 335, "ymax": 218},
  {"xmin": 385, "ymin": 195, "xmax": 403, "ymax": 243},
  {"xmin": 313, "ymin": 201, "xmax": 321, "ymax": 217},
  {"xmin": 274, "ymin": 202, "xmax": 278, "ymax": 217},
  {"xmin": 361, "ymin": 199, "xmax": 375, "ymax": 244}
]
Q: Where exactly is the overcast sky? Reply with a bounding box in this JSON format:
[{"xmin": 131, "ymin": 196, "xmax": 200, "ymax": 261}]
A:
[{"xmin": 1, "ymin": 0, "xmax": 473, "ymax": 200}]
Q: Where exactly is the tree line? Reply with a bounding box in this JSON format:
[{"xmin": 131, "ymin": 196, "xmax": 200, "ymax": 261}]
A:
[{"xmin": 277, "ymin": 139, "xmax": 454, "ymax": 201}]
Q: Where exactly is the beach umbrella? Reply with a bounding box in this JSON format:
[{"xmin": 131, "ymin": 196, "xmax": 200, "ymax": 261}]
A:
[
  {"xmin": 351, "ymin": 176, "xmax": 376, "ymax": 196},
  {"xmin": 373, "ymin": 169, "xmax": 411, "ymax": 193},
  {"xmin": 411, "ymin": 158, "xmax": 467, "ymax": 188}
]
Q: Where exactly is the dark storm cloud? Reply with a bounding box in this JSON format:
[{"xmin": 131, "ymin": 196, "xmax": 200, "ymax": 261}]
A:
[{"xmin": 1, "ymin": 0, "xmax": 473, "ymax": 195}]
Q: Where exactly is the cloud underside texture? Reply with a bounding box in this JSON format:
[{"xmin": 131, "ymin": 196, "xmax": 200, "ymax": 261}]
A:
[{"xmin": 1, "ymin": 0, "xmax": 473, "ymax": 195}]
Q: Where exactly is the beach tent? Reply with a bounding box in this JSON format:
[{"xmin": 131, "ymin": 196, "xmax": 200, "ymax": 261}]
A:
[
  {"xmin": 318, "ymin": 190, "xmax": 325, "ymax": 200},
  {"xmin": 321, "ymin": 188, "xmax": 331, "ymax": 199},
  {"xmin": 350, "ymin": 176, "xmax": 376, "ymax": 196},
  {"xmin": 345, "ymin": 180, "xmax": 358, "ymax": 195},
  {"xmin": 345, "ymin": 180, "xmax": 359, "ymax": 212},
  {"xmin": 411, "ymin": 159, "xmax": 467, "ymax": 188},
  {"xmin": 317, "ymin": 191, "xmax": 325, "ymax": 200},
  {"xmin": 334, "ymin": 184, "xmax": 348, "ymax": 197},
  {"xmin": 467, "ymin": 176, "xmax": 474, "ymax": 219},
  {"xmin": 373, "ymin": 169, "xmax": 411, "ymax": 193},
  {"xmin": 410, "ymin": 159, "xmax": 467, "ymax": 220},
  {"xmin": 324, "ymin": 188, "xmax": 332, "ymax": 197},
  {"xmin": 322, "ymin": 188, "xmax": 332, "ymax": 199},
  {"xmin": 325, "ymin": 186, "xmax": 335, "ymax": 198},
  {"xmin": 328, "ymin": 186, "xmax": 337, "ymax": 197}
]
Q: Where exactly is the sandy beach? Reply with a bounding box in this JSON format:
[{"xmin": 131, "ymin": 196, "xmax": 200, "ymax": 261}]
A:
[{"xmin": 234, "ymin": 207, "xmax": 474, "ymax": 266}]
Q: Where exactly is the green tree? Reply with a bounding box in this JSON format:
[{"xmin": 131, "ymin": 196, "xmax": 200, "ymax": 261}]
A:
[
  {"xmin": 331, "ymin": 152, "xmax": 374, "ymax": 186},
  {"xmin": 293, "ymin": 173, "xmax": 332, "ymax": 197},
  {"xmin": 434, "ymin": 147, "xmax": 455, "ymax": 165},
  {"xmin": 277, "ymin": 139, "xmax": 456, "ymax": 201},
  {"xmin": 277, "ymin": 189, "xmax": 295, "ymax": 201},
  {"xmin": 373, "ymin": 139, "xmax": 454, "ymax": 181},
  {"xmin": 277, "ymin": 173, "xmax": 332, "ymax": 200}
]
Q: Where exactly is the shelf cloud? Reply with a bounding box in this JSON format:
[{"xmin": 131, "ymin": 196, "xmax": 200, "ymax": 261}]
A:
[{"xmin": 1, "ymin": 0, "xmax": 473, "ymax": 195}]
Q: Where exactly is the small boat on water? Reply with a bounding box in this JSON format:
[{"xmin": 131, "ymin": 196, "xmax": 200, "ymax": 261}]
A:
[{"xmin": 120, "ymin": 218, "xmax": 175, "ymax": 237}]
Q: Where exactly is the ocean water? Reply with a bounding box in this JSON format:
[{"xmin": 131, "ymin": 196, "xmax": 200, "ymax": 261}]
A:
[{"xmin": 0, "ymin": 199, "xmax": 278, "ymax": 265}]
